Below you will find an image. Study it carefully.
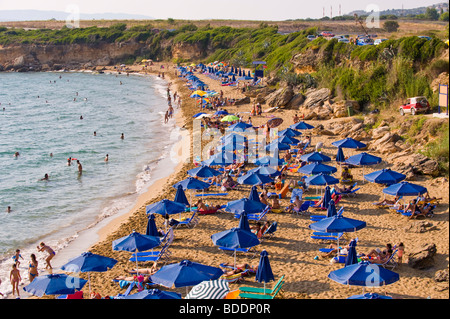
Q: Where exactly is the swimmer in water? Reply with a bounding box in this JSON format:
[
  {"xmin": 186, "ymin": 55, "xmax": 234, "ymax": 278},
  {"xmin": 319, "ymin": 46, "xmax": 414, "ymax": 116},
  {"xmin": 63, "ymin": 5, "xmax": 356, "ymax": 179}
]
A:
[
  {"xmin": 121, "ymin": 133, "xmax": 124, "ymax": 140},
  {"xmin": 40, "ymin": 174, "xmax": 49, "ymax": 181},
  {"xmin": 105, "ymin": 154, "xmax": 109, "ymax": 162},
  {"xmin": 77, "ymin": 160, "xmax": 82, "ymax": 175},
  {"xmin": 14, "ymin": 152, "xmax": 19, "ymax": 157}
]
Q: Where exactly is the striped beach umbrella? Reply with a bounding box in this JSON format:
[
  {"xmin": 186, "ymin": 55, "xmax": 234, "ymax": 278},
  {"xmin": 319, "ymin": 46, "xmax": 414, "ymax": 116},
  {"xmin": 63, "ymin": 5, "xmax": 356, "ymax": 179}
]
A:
[{"xmin": 185, "ymin": 279, "xmax": 230, "ymax": 299}]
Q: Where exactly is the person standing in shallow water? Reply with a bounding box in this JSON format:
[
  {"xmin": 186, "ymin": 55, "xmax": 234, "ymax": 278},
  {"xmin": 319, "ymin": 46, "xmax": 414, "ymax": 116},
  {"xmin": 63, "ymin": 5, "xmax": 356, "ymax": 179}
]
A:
[{"xmin": 77, "ymin": 160, "xmax": 82, "ymax": 175}]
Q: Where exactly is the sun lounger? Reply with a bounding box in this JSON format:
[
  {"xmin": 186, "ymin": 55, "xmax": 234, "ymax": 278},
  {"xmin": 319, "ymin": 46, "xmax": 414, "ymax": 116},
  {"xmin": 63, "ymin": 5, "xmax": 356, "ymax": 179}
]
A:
[
  {"xmin": 239, "ymin": 275, "xmax": 285, "ymax": 294},
  {"xmin": 239, "ymin": 276, "xmax": 285, "ymax": 299},
  {"xmin": 261, "ymin": 221, "xmax": 277, "ymax": 239},
  {"xmin": 174, "ymin": 210, "xmax": 200, "ymax": 228},
  {"xmin": 310, "ymin": 232, "xmax": 344, "ymax": 241},
  {"xmin": 129, "ymin": 243, "xmax": 171, "ymax": 263},
  {"xmin": 218, "ymin": 246, "xmax": 259, "ymax": 258},
  {"xmin": 195, "ymin": 193, "xmax": 228, "ymax": 197},
  {"xmin": 235, "ymin": 206, "xmax": 270, "ymax": 222},
  {"xmin": 310, "ymin": 207, "xmax": 344, "ymax": 221}
]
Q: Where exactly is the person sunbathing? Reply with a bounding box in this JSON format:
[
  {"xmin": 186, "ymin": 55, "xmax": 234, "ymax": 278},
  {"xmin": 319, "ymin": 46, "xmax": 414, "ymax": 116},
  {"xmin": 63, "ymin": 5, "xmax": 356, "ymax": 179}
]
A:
[
  {"xmin": 334, "ymin": 184, "xmax": 354, "ymax": 193},
  {"xmin": 222, "ymin": 263, "xmax": 258, "ymax": 274},
  {"xmin": 341, "ymin": 167, "xmax": 353, "ymax": 181},
  {"xmin": 408, "ymin": 202, "xmax": 435, "ymax": 219},
  {"xmin": 195, "ymin": 199, "xmax": 208, "ymax": 211},
  {"xmin": 259, "ymin": 189, "xmax": 269, "ymax": 206},
  {"xmin": 320, "ymin": 242, "xmax": 353, "ymax": 258},
  {"xmin": 285, "ymin": 196, "xmax": 303, "ymax": 213},
  {"xmin": 270, "ymin": 195, "xmax": 281, "ymax": 210},
  {"xmin": 361, "ymin": 244, "xmax": 393, "ymax": 263},
  {"xmin": 128, "ymin": 262, "xmax": 159, "ymax": 275},
  {"xmin": 373, "ymin": 195, "xmax": 400, "ymax": 206}
]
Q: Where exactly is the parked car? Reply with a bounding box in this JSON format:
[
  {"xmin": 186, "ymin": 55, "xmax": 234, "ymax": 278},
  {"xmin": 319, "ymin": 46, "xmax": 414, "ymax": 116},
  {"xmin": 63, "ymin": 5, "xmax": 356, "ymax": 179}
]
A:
[
  {"xmin": 320, "ymin": 31, "xmax": 334, "ymax": 37},
  {"xmin": 356, "ymin": 37, "xmax": 374, "ymax": 46},
  {"xmin": 307, "ymin": 35, "xmax": 317, "ymax": 41},
  {"xmin": 374, "ymin": 38, "xmax": 388, "ymax": 45},
  {"xmin": 338, "ymin": 38, "xmax": 350, "ymax": 43},
  {"xmin": 399, "ymin": 96, "xmax": 430, "ymax": 115},
  {"xmin": 418, "ymin": 36, "xmax": 432, "ymax": 41}
]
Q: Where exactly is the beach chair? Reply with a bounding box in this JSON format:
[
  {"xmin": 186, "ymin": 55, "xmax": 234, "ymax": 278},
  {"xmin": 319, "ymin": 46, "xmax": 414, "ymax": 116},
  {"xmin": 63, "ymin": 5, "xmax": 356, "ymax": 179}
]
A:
[
  {"xmin": 310, "ymin": 207, "xmax": 344, "ymax": 222},
  {"xmin": 277, "ymin": 183, "xmax": 290, "ymax": 199},
  {"xmin": 175, "ymin": 210, "xmax": 200, "ymax": 228},
  {"xmin": 56, "ymin": 290, "xmax": 84, "ymax": 299},
  {"xmin": 218, "ymin": 246, "xmax": 259, "ymax": 259},
  {"xmin": 291, "ymin": 201, "xmax": 313, "ymax": 216},
  {"xmin": 290, "ymin": 188, "xmax": 303, "ymax": 202},
  {"xmin": 379, "ymin": 250, "xmax": 399, "ymax": 270},
  {"xmin": 334, "ymin": 183, "xmax": 358, "ymax": 197},
  {"xmin": 310, "ymin": 232, "xmax": 345, "ymax": 241},
  {"xmin": 261, "ymin": 221, "xmax": 278, "ymax": 240},
  {"xmin": 130, "ymin": 242, "xmax": 171, "ymax": 263},
  {"xmin": 239, "ymin": 275, "xmax": 285, "ymax": 299},
  {"xmin": 241, "ymin": 206, "xmax": 270, "ymax": 222}
]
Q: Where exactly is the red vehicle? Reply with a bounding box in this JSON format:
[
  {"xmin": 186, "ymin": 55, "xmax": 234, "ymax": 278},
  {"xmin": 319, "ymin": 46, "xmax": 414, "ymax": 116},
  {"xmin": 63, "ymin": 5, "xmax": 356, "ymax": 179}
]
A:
[
  {"xmin": 399, "ymin": 96, "xmax": 430, "ymax": 115},
  {"xmin": 320, "ymin": 31, "xmax": 334, "ymax": 37}
]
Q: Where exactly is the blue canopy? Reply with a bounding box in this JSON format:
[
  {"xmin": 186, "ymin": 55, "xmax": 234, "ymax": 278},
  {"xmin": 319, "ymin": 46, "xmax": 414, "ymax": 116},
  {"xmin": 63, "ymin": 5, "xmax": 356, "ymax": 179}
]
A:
[
  {"xmin": 255, "ymin": 250, "xmax": 275, "ymax": 293},
  {"xmin": 225, "ymin": 197, "xmax": 266, "ymax": 215},
  {"xmin": 60, "ymin": 252, "xmax": 117, "ymax": 273},
  {"xmin": 290, "ymin": 121, "xmax": 314, "ymax": 130},
  {"xmin": 202, "ymin": 152, "xmax": 238, "ymax": 166},
  {"xmin": 364, "ymin": 169, "xmax": 406, "ymax": 185},
  {"xmin": 151, "ymin": 260, "xmax": 224, "ymax": 288},
  {"xmin": 173, "ymin": 177, "xmax": 210, "ymax": 190},
  {"xmin": 227, "ymin": 122, "xmax": 253, "ymax": 132},
  {"xmin": 248, "ymin": 186, "xmax": 261, "ymax": 202},
  {"xmin": 248, "ymin": 165, "xmax": 281, "ymax": 177},
  {"xmin": 237, "ymin": 171, "xmax": 274, "ymax": 186},
  {"xmin": 305, "ymin": 173, "xmax": 339, "ymax": 186},
  {"xmin": 300, "ymin": 152, "xmax": 332, "ymax": 163},
  {"xmin": 345, "ymin": 239, "xmax": 359, "ymax": 266},
  {"xmin": 193, "ymin": 112, "xmax": 207, "ymax": 118},
  {"xmin": 214, "ymin": 110, "xmax": 229, "ymax": 116},
  {"xmin": 146, "ymin": 214, "xmax": 159, "ymax": 236},
  {"xmin": 146, "ymin": 199, "xmax": 186, "ymax": 216},
  {"xmin": 188, "ymin": 165, "xmax": 221, "ymax": 178},
  {"xmin": 273, "ymin": 135, "xmax": 299, "ymax": 145},
  {"xmin": 321, "ymin": 185, "xmax": 332, "ymax": 209},
  {"xmin": 332, "ymin": 137, "xmax": 366, "ymax": 149},
  {"xmin": 238, "ymin": 211, "xmax": 251, "ymax": 232},
  {"xmin": 265, "ymin": 140, "xmax": 290, "ymax": 151},
  {"xmin": 345, "ymin": 152, "xmax": 382, "ymax": 166},
  {"xmin": 211, "ymin": 227, "xmax": 260, "ymax": 249},
  {"xmin": 382, "ymin": 181, "xmax": 427, "ymax": 196},
  {"xmin": 123, "ymin": 289, "xmax": 181, "ymax": 299},
  {"xmin": 23, "ymin": 274, "xmax": 88, "ymax": 297},
  {"xmin": 297, "ymin": 162, "xmax": 337, "ymax": 175},
  {"xmin": 328, "ymin": 261, "xmax": 399, "ymax": 287},
  {"xmin": 278, "ymin": 127, "xmax": 302, "ymax": 137},
  {"xmin": 336, "ymin": 147, "xmax": 345, "ymax": 163},
  {"xmin": 174, "ymin": 185, "xmax": 190, "ymax": 207},
  {"xmin": 309, "ymin": 214, "xmax": 366, "ymax": 233},
  {"xmin": 112, "ymin": 231, "xmax": 161, "ymax": 252}
]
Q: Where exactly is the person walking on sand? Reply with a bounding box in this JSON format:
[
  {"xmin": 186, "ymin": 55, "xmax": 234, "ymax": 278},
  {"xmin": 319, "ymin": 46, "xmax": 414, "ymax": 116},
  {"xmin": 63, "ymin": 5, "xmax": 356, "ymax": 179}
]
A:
[
  {"xmin": 10, "ymin": 264, "xmax": 21, "ymax": 298},
  {"xmin": 37, "ymin": 242, "xmax": 55, "ymax": 270},
  {"xmin": 28, "ymin": 254, "xmax": 38, "ymax": 282}
]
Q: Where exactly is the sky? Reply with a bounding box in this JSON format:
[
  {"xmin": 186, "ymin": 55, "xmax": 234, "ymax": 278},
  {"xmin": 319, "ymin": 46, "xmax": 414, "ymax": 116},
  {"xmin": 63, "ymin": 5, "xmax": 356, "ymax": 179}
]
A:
[{"xmin": 0, "ymin": 0, "xmax": 443, "ymax": 20}]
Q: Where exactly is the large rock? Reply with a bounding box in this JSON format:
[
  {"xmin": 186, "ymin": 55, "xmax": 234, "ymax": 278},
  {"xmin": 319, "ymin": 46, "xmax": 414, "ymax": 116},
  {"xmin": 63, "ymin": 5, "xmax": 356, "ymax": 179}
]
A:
[
  {"xmin": 407, "ymin": 243, "xmax": 437, "ymax": 269},
  {"xmin": 303, "ymin": 88, "xmax": 331, "ymax": 109},
  {"xmin": 265, "ymin": 86, "xmax": 294, "ymax": 107},
  {"xmin": 234, "ymin": 96, "xmax": 250, "ymax": 106},
  {"xmin": 404, "ymin": 221, "xmax": 437, "ymax": 233},
  {"xmin": 372, "ymin": 126, "xmax": 390, "ymax": 139},
  {"xmin": 391, "ymin": 153, "xmax": 440, "ymax": 177},
  {"xmin": 435, "ymin": 269, "xmax": 449, "ymax": 282},
  {"xmin": 287, "ymin": 93, "xmax": 305, "ymax": 109}
]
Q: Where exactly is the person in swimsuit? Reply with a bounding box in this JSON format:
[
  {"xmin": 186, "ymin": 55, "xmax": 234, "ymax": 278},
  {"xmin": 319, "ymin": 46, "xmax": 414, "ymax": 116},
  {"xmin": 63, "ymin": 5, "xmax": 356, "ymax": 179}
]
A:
[
  {"xmin": 37, "ymin": 242, "xmax": 55, "ymax": 270},
  {"xmin": 10, "ymin": 264, "xmax": 21, "ymax": 298},
  {"xmin": 28, "ymin": 254, "xmax": 38, "ymax": 282}
]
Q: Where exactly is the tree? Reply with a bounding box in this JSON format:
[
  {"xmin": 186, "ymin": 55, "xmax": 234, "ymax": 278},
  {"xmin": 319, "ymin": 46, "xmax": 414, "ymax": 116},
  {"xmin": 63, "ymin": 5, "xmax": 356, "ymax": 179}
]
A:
[
  {"xmin": 383, "ymin": 20, "xmax": 400, "ymax": 32},
  {"xmin": 439, "ymin": 12, "xmax": 449, "ymax": 22},
  {"xmin": 425, "ymin": 8, "xmax": 439, "ymax": 21}
]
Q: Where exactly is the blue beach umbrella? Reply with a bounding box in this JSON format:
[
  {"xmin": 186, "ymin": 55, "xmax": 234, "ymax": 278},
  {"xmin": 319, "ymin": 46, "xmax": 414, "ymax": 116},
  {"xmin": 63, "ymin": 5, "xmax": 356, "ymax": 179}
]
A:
[
  {"xmin": 60, "ymin": 252, "xmax": 117, "ymax": 295},
  {"xmin": 327, "ymin": 199, "xmax": 337, "ymax": 218},
  {"xmin": 332, "ymin": 137, "xmax": 366, "ymax": 149},
  {"xmin": 151, "ymin": 260, "xmax": 224, "ymax": 289},
  {"xmin": 146, "ymin": 214, "xmax": 160, "ymax": 238},
  {"xmin": 278, "ymin": 127, "xmax": 302, "ymax": 137},
  {"xmin": 253, "ymin": 154, "xmax": 284, "ymax": 166},
  {"xmin": 321, "ymin": 185, "xmax": 332, "ymax": 209},
  {"xmin": 364, "ymin": 169, "xmax": 406, "ymax": 186},
  {"xmin": 214, "ymin": 110, "xmax": 229, "ymax": 116},
  {"xmin": 193, "ymin": 112, "xmax": 207, "ymax": 118},
  {"xmin": 297, "ymin": 162, "xmax": 337, "ymax": 175},
  {"xmin": 174, "ymin": 185, "xmax": 190, "ymax": 207},
  {"xmin": 238, "ymin": 211, "xmax": 251, "ymax": 232},
  {"xmin": 23, "ymin": 273, "xmax": 88, "ymax": 297},
  {"xmin": 328, "ymin": 261, "xmax": 399, "ymax": 287},
  {"xmin": 123, "ymin": 289, "xmax": 181, "ymax": 299},
  {"xmin": 265, "ymin": 140, "xmax": 290, "ymax": 151},
  {"xmin": 202, "ymin": 151, "xmax": 238, "ymax": 166},
  {"xmin": 382, "ymin": 181, "xmax": 427, "ymax": 197},
  {"xmin": 248, "ymin": 185, "xmax": 261, "ymax": 202},
  {"xmin": 255, "ymin": 250, "xmax": 275, "ymax": 294},
  {"xmin": 188, "ymin": 165, "xmax": 221, "ymax": 178},
  {"xmin": 305, "ymin": 173, "xmax": 339, "ymax": 186},
  {"xmin": 345, "ymin": 152, "xmax": 382, "ymax": 166},
  {"xmin": 145, "ymin": 199, "xmax": 186, "ymax": 216},
  {"xmin": 225, "ymin": 197, "xmax": 267, "ymax": 215},
  {"xmin": 248, "ymin": 165, "xmax": 281, "ymax": 177},
  {"xmin": 300, "ymin": 152, "xmax": 332, "ymax": 163},
  {"xmin": 227, "ymin": 122, "xmax": 253, "ymax": 132},
  {"xmin": 309, "ymin": 214, "xmax": 367, "ymax": 233},
  {"xmin": 290, "ymin": 121, "xmax": 314, "ymax": 130},
  {"xmin": 173, "ymin": 177, "xmax": 210, "ymax": 191},
  {"xmin": 273, "ymin": 135, "xmax": 299, "ymax": 145},
  {"xmin": 345, "ymin": 239, "xmax": 359, "ymax": 266},
  {"xmin": 237, "ymin": 171, "xmax": 274, "ymax": 186},
  {"xmin": 336, "ymin": 147, "xmax": 345, "ymax": 163}
]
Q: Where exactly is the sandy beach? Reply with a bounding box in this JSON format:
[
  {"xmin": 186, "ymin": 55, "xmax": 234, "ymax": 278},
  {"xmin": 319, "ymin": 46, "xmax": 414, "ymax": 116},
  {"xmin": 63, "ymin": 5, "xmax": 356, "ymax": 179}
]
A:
[{"xmin": 36, "ymin": 61, "xmax": 448, "ymax": 300}]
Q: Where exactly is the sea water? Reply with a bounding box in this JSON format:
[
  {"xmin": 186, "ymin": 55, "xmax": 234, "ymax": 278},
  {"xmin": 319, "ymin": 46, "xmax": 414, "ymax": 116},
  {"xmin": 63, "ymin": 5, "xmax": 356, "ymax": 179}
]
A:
[{"xmin": 0, "ymin": 71, "xmax": 178, "ymax": 296}]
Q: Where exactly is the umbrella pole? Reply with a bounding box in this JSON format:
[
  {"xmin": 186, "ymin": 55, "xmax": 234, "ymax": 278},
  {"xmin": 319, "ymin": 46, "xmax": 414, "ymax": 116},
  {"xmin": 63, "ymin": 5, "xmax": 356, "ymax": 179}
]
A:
[
  {"xmin": 135, "ymin": 254, "xmax": 139, "ymax": 278},
  {"xmin": 88, "ymin": 272, "xmax": 91, "ymax": 297}
]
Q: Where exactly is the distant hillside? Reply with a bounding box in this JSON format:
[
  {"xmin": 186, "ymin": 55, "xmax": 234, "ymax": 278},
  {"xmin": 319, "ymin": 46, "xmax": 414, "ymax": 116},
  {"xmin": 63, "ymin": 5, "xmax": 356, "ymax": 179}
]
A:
[
  {"xmin": 0, "ymin": 10, "xmax": 153, "ymax": 22},
  {"xmin": 348, "ymin": 2, "xmax": 449, "ymax": 17}
]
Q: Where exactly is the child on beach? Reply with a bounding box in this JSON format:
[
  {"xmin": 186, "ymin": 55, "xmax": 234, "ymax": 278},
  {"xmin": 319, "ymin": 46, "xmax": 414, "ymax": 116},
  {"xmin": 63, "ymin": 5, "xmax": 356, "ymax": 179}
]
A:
[
  {"xmin": 37, "ymin": 242, "xmax": 55, "ymax": 270},
  {"xmin": 10, "ymin": 264, "xmax": 21, "ymax": 298},
  {"xmin": 12, "ymin": 249, "xmax": 23, "ymax": 267},
  {"xmin": 397, "ymin": 242, "xmax": 405, "ymax": 263}
]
